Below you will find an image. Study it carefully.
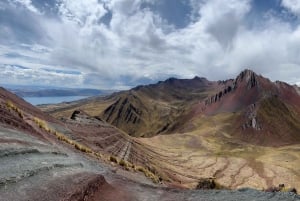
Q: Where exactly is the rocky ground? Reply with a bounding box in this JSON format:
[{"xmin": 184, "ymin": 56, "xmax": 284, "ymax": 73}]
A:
[
  {"xmin": 138, "ymin": 115, "xmax": 300, "ymax": 191},
  {"xmin": 1, "ymin": 86, "xmax": 300, "ymax": 200},
  {"xmin": 1, "ymin": 124, "xmax": 300, "ymax": 201}
]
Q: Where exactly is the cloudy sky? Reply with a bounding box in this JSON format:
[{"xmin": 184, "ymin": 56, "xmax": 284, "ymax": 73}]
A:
[{"xmin": 0, "ymin": 0, "xmax": 300, "ymax": 89}]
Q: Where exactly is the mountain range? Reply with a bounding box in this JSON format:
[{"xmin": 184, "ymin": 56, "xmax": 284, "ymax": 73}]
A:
[
  {"xmin": 1, "ymin": 69, "xmax": 300, "ymax": 200},
  {"xmin": 40, "ymin": 69, "xmax": 300, "ymax": 191},
  {"xmin": 7, "ymin": 87, "xmax": 113, "ymax": 97},
  {"xmin": 46, "ymin": 69, "xmax": 300, "ymax": 145}
]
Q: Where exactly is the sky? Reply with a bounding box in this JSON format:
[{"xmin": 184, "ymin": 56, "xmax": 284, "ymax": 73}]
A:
[{"xmin": 0, "ymin": 0, "xmax": 300, "ymax": 89}]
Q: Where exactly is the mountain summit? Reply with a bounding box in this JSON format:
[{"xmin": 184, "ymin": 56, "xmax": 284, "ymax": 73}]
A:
[
  {"xmin": 108, "ymin": 69, "xmax": 300, "ymax": 145},
  {"xmin": 48, "ymin": 69, "xmax": 300, "ymax": 146},
  {"xmin": 40, "ymin": 69, "xmax": 300, "ymax": 192}
]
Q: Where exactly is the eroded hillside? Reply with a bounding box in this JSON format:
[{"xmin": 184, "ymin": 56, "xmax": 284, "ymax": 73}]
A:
[
  {"xmin": 3, "ymin": 85, "xmax": 300, "ymax": 201},
  {"xmin": 39, "ymin": 70, "xmax": 300, "ymax": 193}
]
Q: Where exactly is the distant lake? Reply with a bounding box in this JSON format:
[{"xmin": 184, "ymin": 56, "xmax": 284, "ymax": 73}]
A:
[{"xmin": 23, "ymin": 96, "xmax": 89, "ymax": 105}]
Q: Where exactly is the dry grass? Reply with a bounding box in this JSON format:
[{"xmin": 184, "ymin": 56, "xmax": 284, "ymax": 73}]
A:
[
  {"xmin": 119, "ymin": 159, "xmax": 127, "ymax": 167},
  {"xmin": 6, "ymin": 100, "xmax": 23, "ymax": 118},
  {"xmin": 108, "ymin": 154, "xmax": 160, "ymax": 183},
  {"xmin": 109, "ymin": 156, "xmax": 118, "ymax": 163},
  {"xmin": 139, "ymin": 119, "xmax": 300, "ymax": 190},
  {"xmin": 33, "ymin": 117, "xmax": 92, "ymax": 154},
  {"xmin": 136, "ymin": 166, "xmax": 160, "ymax": 183},
  {"xmin": 74, "ymin": 143, "xmax": 92, "ymax": 153},
  {"xmin": 32, "ymin": 117, "xmax": 162, "ymax": 184},
  {"xmin": 33, "ymin": 117, "xmax": 51, "ymax": 132}
]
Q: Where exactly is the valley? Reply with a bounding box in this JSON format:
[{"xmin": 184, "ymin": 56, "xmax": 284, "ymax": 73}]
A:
[
  {"xmin": 2, "ymin": 1, "xmax": 300, "ymax": 200},
  {"xmin": 1, "ymin": 70, "xmax": 300, "ymax": 200},
  {"xmin": 41, "ymin": 70, "xmax": 300, "ymax": 191}
]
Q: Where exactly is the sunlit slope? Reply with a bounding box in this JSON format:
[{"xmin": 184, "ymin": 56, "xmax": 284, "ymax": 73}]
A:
[
  {"xmin": 45, "ymin": 76, "xmax": 224, "ymax": 137},
  {"xmin": 100, "ymin": 77, "xmax": 223, "ymax": 137},
  {"xmin": 40, "ymin": 69, "xmax": 300, "ymax": 191},
  {"xmin": 138, "ymin": 112, "xmax": 300, "ymax": 190},
  {"xmin": 164, "ymin": 70, "xmax": 300, "ymax": 146},
  {"xmin": 40, "ymin": 95, "xmax": 116, "ymax": 118}
]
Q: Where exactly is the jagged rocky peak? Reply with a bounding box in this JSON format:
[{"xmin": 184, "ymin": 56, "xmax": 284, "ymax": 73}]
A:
[
  {"xmin": 204, "ymin": 69, "xmax": 260, "ymax": 106},
  {"xmin": 193, "ymin": 76, "xmax": 208, "ymax": 81},
  {"xmin": 275, "ymin": 80, "xmax": 291, "ymax": 89},
  {"xmin": 217, "ymin": 79, "xmax": 234, "ymax": 85},
  {"xmin": 235, "ymin": 69, "xmax": 259, "ymax": 89}
]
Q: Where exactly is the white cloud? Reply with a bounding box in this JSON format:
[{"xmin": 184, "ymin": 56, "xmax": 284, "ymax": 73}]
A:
[
  {"xmin": 0, "ymin": 64, "xmax": 84, "ymax": 87},
  {"xmin": 199, "ymin": 0, "xmax": 251, "ymax": 48},
  {"xmin": 0, "ymin": 0, "xmax": 300, "ymax": 88},
  {"xmin": 282, "ymin": 0, "xmax": 300, "ymax": 16},
  {"xmin": 13, "ymin": 0, "xmax": 40, "ymax": 14},
  {"xmin": 58, "ymin": 0, "xmax": 108, "ymax": 27}
]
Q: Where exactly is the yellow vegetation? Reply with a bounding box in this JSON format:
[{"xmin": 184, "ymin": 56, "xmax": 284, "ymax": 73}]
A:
[
  {"xmin": 109, "ymin": 156, "xmax": 118, "ymax": 163},
  {"xmin": 33, "ymin": 117, "xmax": 50, "ymax": 132},
  {"xmin": 6, "ymin": 100, "xmax": 23, "ymax": 118},
  {"xmin": 74, "ymin": 143, "xmax": 92, "ymax": 153},
  {"xmin": 119, "ymin": 159, "xmax": 127, "ymax": 166},
  {"xmin": 33, "ymin": 117, "xmax": 93, "ymax": 154},
  {"xmin": 108, "ymin": 155, "xmax": 160, "ymax": 183},
  {"xmin": 32, "ymin": 116, "xmax": 161, "ymax": 184},
  {"xmin": 136, "ymin": 165, "xmax": 160, "ymax": 183}
]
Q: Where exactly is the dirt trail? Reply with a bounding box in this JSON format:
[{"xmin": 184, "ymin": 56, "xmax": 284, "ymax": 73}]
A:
[{"xmin": 118, "ymin": 140, "xmax": 132, "ymax": 161}]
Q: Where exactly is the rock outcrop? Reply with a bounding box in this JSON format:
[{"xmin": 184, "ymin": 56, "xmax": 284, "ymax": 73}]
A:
[{"xmin": 242, "ymin": 103, "xmax": 261, "ymax": 130}]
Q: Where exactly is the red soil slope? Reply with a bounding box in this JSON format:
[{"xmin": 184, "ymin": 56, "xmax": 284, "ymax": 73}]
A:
[
  {"xmin": 0, "ymin": 87, "xmax": 134, "ymax": 201},
  {"xmin": 187, "ymin": 70, "xmax": 300, "ymax": 146}
]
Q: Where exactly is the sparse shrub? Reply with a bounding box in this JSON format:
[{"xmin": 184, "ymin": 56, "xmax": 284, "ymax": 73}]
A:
[
  {"xmin": 31, "ymin": 117, "xmax": 160, "ymax": 184},
  {"xmin": 119, "ymin": 159, "xmax": 127, "ymax": 167},
  {"xmin": 265, "ymin": 184, "xmax": 297, "ymax": 194},
  {"xmin": 33, "ymin": 117, "xmax": 93, "ymax": 154},
  {"xmin": 74, "ymin": 143, "xmax": 92, "ymax": 153},
  {"xmin": 16, "ymin": 108, "xmax": 23, "ymax": 118},
  {"xmin": 288, "ymin": 188, "xmax": 297, "ymax": 194},
  {"xmin": 55, "ymin": 132, "xmax": 75, "ymax": 145},
  {"xmin": 196, "ymin": 178, "xmax": 216, "ymax": 189},
  {"xmin": 196, "ymin": 178, "xmax": 224, "ymax": 190},
  {"xmin": 135, "ymin": 166, "xmax": 160, "ymax": 183},
  {"xmin": 6, "ymin": 100, "xmax": 14, "ymax": 108},
  {"xmin": 6, "ymin": 101, "xmax": 23, "ymax": 118},
  {"xmin": 33, "ymin": 117, "xmax": 50, "ymax": 132},
  {"xmin": 136, "ymin": 166, "xmax": 145, "ymax": 172},
  {"xmin": 109, "ymin": 156, "xmax": 118, "ymax": 163},
  {"xmin": 74, "ymin": 143, "xmax": 81, "ymax": 151},
  {"xmin": 94, "ymin": 152, "xmax": 103, "ymax": 159}
]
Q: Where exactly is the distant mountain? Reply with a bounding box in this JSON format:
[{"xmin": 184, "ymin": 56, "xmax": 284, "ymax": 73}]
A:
[
  {"xmin": 7, "ymin": 70, "xmax": 300, "ymax": 193},
  {"xmin": 7, "ymin": 87, "xmax": 114, "ymax": 97},
  {"xmin": 183, "ymin": 69, "xmax": 300, "ymax": 146},
  {"xmin": 1, "ymin": 86, "xmax": 299, "ymax": 200},
  {"xmin": 46, "ymin": 69, "xmax": 300, "ymax": 146},
  {"xmin": 101, "ymin": 76, "xmax": 220, "ymax": 137}
]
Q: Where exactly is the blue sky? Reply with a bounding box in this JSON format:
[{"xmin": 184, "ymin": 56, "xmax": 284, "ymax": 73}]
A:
[{"xmin": 0, "ymin": 0, "xmax": 300, "ymax": 89}]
